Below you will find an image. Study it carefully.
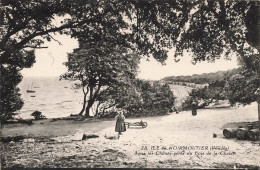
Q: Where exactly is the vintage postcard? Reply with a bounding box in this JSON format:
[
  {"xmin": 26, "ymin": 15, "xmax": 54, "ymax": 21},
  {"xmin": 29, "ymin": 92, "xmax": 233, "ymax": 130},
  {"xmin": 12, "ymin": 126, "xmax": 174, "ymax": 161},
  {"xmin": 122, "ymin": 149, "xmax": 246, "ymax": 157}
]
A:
[{"xmin": 1, "ymin": 0, "xmax": 259, "ymax": 169}]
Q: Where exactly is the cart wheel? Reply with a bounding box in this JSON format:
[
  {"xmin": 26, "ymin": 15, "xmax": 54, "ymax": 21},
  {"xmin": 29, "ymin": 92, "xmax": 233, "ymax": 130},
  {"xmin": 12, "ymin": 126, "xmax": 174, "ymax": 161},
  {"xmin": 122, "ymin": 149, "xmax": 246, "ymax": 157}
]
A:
[{"xmin": 142, "ymin": 122, "xmax": 148, "ymax": 128}]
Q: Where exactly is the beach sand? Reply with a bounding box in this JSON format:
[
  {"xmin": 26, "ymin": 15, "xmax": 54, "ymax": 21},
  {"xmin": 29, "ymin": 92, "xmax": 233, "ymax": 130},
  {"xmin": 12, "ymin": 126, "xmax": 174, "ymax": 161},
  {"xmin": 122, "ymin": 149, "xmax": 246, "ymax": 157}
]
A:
[{"xmin": 1, "ymin": 102, "xmax": 260, "ymax": 169}]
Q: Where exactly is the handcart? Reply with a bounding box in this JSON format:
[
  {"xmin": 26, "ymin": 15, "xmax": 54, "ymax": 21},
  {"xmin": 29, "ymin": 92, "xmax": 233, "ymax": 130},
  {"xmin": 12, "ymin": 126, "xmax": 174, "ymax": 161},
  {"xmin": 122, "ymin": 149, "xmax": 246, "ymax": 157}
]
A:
[{"xmin": 125, "ymin": 120, "xmax": 148, "ymax": 128}]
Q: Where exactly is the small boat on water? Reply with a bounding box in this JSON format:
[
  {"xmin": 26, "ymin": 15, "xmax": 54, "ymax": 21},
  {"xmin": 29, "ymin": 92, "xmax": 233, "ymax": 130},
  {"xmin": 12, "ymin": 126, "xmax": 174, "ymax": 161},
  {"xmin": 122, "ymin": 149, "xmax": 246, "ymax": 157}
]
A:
[{"xmin": 27, "ymin": 83, "xmax": 36, "ymax": 93}]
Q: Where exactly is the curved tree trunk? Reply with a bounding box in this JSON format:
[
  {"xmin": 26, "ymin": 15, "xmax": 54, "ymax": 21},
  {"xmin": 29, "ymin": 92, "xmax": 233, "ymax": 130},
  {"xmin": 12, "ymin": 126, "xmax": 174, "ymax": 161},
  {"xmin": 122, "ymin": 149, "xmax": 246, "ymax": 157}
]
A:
[
  {"xmin": 84, "ymin": 82, "xmax": 102, "ymax": 117},
  {"xmin": 257, "ymin": 97, "xmax": 260, "ymax": 129},
  {"xmin": 255, "ymin": 88, "xmax": 260, "ymax": 130},
  {"xmin": 95, "ymin": 101, "xmax": 102, "ymax": 118},
  {"xmin": 79, "ymin": 93, "xmax": 87, "ymax": 115},
  {"xmin": 85, "ymin": 105, "xmax": 91, "ymax": 117},
  {"xmin": 85, "ymin": 98, "xmax": 95, "ymax": 117}
]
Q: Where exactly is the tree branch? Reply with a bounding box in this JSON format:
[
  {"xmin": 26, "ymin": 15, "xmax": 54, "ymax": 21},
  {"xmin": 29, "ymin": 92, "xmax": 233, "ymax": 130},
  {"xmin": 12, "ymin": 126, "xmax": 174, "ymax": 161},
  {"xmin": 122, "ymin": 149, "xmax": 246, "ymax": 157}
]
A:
[
  {"xmin": 0, "ymin": 11, "xmax": 33, "ymax": 48},
  {"xmin": 14, "ymin": 22, "xmax": 76, "ymax": 49},
  {"xmin": 48, "ymin": 34, "xmax": 63, "ymax": 46},
  {"xmin": 23, "ymin": 46, "xmax": 48, "ymax": 49}
]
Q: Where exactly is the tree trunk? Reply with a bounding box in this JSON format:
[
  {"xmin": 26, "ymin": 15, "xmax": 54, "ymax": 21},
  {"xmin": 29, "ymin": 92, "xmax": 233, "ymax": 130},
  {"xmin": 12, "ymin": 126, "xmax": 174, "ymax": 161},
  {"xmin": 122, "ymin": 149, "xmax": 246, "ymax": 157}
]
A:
[
  {"xmin": 247, "ymin": 129, "xmax": 260, "ymax": 141},
  {"xmin": 85, "ymin": 105, "xmax": 91, "ymax": 117},
  {"xmin": 95, "ymin": 101, "xmax": 102, "ymax": 118},
  {"xmin": 223, "ymin": 128, "xmax": 237, "ymax": 139},
  {"xmin": 84, "ymin": 83, "xmax": 102, "ymax": 117},
  {"xmin": 102, "ymin": 108, "xmax": 106, "ymax": 116},
  {"xmin": 79, "ymin": 93, "xmax": 87, "ymax": 115},
  {"xmin": 236, "ymin": 128, "xmax": 248, "ymax": 140},
  {"xmin": 258, "ymin": 99, "xmax": 260, "ymax": 129},
  {"xmin": 85, "ymin": 99, "xmax": 95, "ymax": 117}
]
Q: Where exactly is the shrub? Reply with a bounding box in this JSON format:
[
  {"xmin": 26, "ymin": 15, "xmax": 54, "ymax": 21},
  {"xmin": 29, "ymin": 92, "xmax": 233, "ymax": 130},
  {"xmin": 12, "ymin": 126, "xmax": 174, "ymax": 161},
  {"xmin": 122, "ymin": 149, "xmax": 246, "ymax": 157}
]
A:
[{"xmin": 31, "ymin": 111, "xmax": 46, "ymax": 120}]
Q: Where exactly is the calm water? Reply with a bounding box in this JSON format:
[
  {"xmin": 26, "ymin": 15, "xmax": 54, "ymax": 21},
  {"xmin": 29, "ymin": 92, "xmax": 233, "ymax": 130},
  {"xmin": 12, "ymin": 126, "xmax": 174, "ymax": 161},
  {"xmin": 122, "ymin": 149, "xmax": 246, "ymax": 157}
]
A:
[{"xmin": 17, "ymin": 77, "xmax": 84, "ymax": 119}]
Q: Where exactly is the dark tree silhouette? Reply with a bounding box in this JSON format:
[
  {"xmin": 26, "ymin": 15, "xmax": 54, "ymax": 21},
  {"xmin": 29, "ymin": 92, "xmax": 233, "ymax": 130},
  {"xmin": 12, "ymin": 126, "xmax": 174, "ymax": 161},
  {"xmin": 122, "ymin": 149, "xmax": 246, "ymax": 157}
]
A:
[{"xmin": 1, "ymin": 0, "xmax": 259, "ymax": 123}]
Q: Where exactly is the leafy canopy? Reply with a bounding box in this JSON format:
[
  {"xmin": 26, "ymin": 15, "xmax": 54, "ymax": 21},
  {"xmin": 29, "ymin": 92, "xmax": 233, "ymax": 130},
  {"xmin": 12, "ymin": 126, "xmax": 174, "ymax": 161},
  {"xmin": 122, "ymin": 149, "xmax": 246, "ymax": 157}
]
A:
[
  {"xmin": 61, "ymin": 40, "xmax": 140, "ymax": 116},
  {"xmin": 1, "ymin": 0, "xmax": 259, "ymax": 119}
]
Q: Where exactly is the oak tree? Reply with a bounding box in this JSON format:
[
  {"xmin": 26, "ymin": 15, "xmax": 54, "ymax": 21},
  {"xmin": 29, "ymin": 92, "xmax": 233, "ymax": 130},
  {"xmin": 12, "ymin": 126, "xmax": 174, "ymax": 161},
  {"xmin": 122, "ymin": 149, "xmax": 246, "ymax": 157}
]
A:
[{"xmin": 61, "ymin": 42, "xmax": 139, "ymax": 117}]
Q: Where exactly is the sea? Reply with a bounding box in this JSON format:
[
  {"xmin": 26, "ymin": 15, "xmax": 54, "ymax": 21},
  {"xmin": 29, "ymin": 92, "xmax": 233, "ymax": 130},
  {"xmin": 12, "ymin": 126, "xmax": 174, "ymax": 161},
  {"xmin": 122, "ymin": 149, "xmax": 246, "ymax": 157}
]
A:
[{"xmin": 17, "ymin": 76, "xmax": 84, "ymax": 119}]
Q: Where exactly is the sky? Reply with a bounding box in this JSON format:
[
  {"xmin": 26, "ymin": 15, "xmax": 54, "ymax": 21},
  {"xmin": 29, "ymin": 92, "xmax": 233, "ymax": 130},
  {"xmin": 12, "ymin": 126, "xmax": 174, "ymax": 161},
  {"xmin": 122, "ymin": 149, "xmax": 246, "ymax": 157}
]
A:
[{"xmin": 22, "ymin": 34, "xmax": 239, "ymax": 80}]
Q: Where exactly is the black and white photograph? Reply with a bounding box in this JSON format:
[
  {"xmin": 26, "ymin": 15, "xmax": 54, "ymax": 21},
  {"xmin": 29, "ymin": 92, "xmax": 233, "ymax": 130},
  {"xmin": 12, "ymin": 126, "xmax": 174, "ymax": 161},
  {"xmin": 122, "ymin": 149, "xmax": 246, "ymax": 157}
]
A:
[{"xmin": 0, "ymin": 0, "xmax": 260, "ymax": 169}]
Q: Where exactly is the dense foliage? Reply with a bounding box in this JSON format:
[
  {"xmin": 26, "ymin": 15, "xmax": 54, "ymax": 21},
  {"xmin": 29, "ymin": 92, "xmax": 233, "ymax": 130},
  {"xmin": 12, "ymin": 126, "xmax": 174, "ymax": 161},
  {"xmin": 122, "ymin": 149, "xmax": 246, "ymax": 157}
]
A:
[
  {"xmin": 0, "ymin": 0, "xmax": 186, "ymax": 120},
  {"xmin": 175, "ymin": 1, "xmax": 259, "ymax": 64},
  {"xmin": 0, "ymin": 66, "xmax": 23, "ymax": 121},
  {"xmin": 98, "ymin": 80, "xmax": 175, "ymax": 118},
  {"xmin": 181, "ymin": 68, "xmax": 260, "ymax": 110},
  {"xmin": 225, "ymin": 69, "xmax": 260, "ymax": 106},
  {"xmin": 95, "ymin": 81, "xmax": 143, "ymax": 118},
  {"xmin": 181, "ymin": 79, "xmax": 227, "ymax": 110},
  {"xmin": 163, "ymin": 69, "xmax": 240, "ymax": 84},
  {"xmin": 136, "ymin": 81, "xmax": 175, "ymax": 116},
  {"xmin": 61, "ymin": 43, "xmax": 139, "ymax": 117},
  {"xmin": 0, "ymin": 0, "xmax": 259, "ymax": 120}
]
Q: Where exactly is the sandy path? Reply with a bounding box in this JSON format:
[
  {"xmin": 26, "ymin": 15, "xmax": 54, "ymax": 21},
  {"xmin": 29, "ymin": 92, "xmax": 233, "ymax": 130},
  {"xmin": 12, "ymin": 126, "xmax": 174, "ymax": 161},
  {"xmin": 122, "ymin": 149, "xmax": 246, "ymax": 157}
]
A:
[
  {"xmin": 96, "ymin": 102, "xmax": 259, "ymax": 168},
  {"xmin": 2, "ymin": 103, "xmax": 259, "ymax": 168},
  {"xmin": 169, "ymin": 85, "xmax": 193, "ymax": 108}
]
